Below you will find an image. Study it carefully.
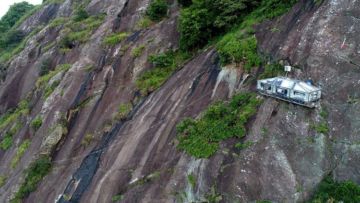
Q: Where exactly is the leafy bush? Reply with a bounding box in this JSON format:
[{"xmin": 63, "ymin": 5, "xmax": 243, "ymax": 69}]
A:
[
  {"xmin": 73, "ymin": 8, "xmax": 89, "ymax": 22},
  {"xmin": 215, "ymin": 0, "xmax": 297, "ymax": 67},
  {"xmin": 112, "ymin": 194, "xmax": 124, "ymax": 202},
  {"xmin": 0, "ymin": 2, "xmax": 34, "ymax": 34},
  {"xmin": 115, "ymin": 103, "xmax": 132, "ymax": 121},
  {"xmin": 36, "ymin": 64, "xmax": 71, "ymax": 88},
  {"xmin": 131, "ymin": 45, "xmax": 145, "ymax": 57},
  {"xmin": 178, "ymin": 0, "xmax": 192, "ymax": 7},
  {"xmin": 135, "ymin": 51, "xmax": 190, "ymax": 95},
  {"xmin": 31, "ymin": 116, "xmax": 43, "ymax": 131},
  {"xmin": 312, "ymin": 122, "xmax": 329, "ymax": 134},
  {"xmin": 217, "ymin": 35, "xmax": 261, "ymax": 71},
  {"xmin": 0, "ymin": 134, "xmax": 13, "ymax": 150},
  {"xmin": 177, "ymin": 93, "xmax": 261, "ymax": 158},
  {"xmin": 103, "ymin": 32, "xmax": 128, "ymax": 46},
  {"xmin": 187, "ymin": 174, "xmax": 196, "ymax": 188},
  {"xmin": 0, "ymin": 100, "xmax": 29, "ymax": 131},
  {"xmin": 0, "ymin": 175, "xmax": 7, "ymax": 188},
  {"xmin": 259, "ymin": 63, "xmax": 284, "ymax": 79},
  {"xmin": 179, "ymin": 0, "xmax": 261, "ymax": 50},
  {"xmin": 310, "ymin": 176, "xmax": 360, "ymax": 203},
  {"xmin": 39, "ymin": 58, "xmax": 52, "ymax": 76},
  {"xmin": 146, "ymin": 0, "xmax": 168, "ymax": 21},
  {"xmin": 12, "ymin": 155, "xmax": 52, "ymax": 201},
  {"xmin": 11, "ymin": 139, "xmax": 31, "ymax": 168},
  {"xmin": 136, "ymin": 17, "xmax": 153, "ymax": 29},
  {"xmin": 60, "ymin": 14, "xmax": 105, "ymax": 49}
]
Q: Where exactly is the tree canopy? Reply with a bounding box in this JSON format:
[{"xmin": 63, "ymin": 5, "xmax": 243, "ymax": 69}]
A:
[{"xmin": 0, "ymin": 2, "xmax": 35, "ymax": 34}]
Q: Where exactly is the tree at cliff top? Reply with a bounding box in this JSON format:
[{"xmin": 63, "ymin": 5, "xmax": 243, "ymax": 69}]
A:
[{"xmin": 0, "ymin": 2, "xmax": 34, "ymax": 34}]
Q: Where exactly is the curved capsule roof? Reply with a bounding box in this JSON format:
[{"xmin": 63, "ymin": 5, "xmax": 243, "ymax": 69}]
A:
[{"xmin": 258, "ymin": 77, "xmax": 321, "ymax": 93}]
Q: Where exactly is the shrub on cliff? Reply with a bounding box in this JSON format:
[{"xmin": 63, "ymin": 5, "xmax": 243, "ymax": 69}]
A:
[
  {"xmin": 310, "ymin": 176, "xmax": 360, "ymax": 203},
  {"xmin": 0, "ymin": 2, "xmax": 34, "ymax": 34},
  {"xmin": 146, "ymin": 0, "xmax": 168, "ymax": 21},
  {"xmin": 177, "ymin": 93, "xmax": 262, "ymax": 158},
  {"xmin": 179, "ymin": 0, "xmax": 260, "ymax": 50},
  {"xmin": 13, "ymin": 155, "xmax": 52, "ymax": 201}
]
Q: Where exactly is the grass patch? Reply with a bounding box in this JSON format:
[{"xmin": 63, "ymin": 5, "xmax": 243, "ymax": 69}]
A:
[
  {"xmin": 103, "ymin": 32, "xmax": 128, "ymax": 46},
  {"xmin": 11, "ymin": 139, "xmax": 31, "ymax": 168},
  {"xmin": 312, "ymin": 122, "xmax": 329, "ymax": 134},
  {"xmin": 309, "ymin": 176, "xmax": 360, "ymax": 203},
  {"xmin": 36, "ymin": 64, "xmax": 71, "ymax": 88},
  {"xmin": 59, "ymin": 14, "xmax": 105, "ymax": 49},
  {"xmin": 81, "ymin": 133, "xmax": 94, "ymax": 147},
  {"xmin": 30, "ymin": 116, "xmax": 43, "ymax": 131},
  {"xmin": 0, "ymin": 135, "xmax": 13, "ymax": 150},
  {"xmin": 0, "ymin": 100, "xmax": 29, "ymax": 131},
  {"xmin": 259, "ymin": 63, "xmax": 285, "ymax": 79},
  {"xmin": 187, "ymin": 174, "xmax": 196, "ymax": 188},
  {"xmin": 115, "ymin": 103, "xmax": 132, "ymax": 121},
  {"xmin": 177, "ymin": 93, "xmax": 262, "ymax": 158},
  {"xmin": 235, "ymin": 141, "xmax": 254, "ymax": 150},
  {"xmin": 49, "ymin": 17, "xmax": 67, "ymax": 28},
  {"xmin": 0, "ymin": 175, "xmax": 7, "ymax": 188},
  {"xmin": 136, "ymin": 17, "xmax": 153, "ymax": 29},
  {"xmin": 217, "ymin": 35, "xmax": 261, "ymax": 71},
  {"xmin": 146, "ymin": 0, "xmax": 168, "ymax": 21},
  {"xmin": 320, "ymin": 107, "xmax": 328, "ymax": 119},
  {"xmin": 131, "ymin": 45, "xmax": 145, "ymax": 58},
  {"xmin": 135, "ymin": 50, "xmax": 190, "ymax": 96},
  {"xmin": 216, "ymin": 0, "xmax": 297, "ymax": 69},
  {"xmin": 12, "ymin": 155, "xmax": 52, "ymax": 202},
  {"xmin": 112, "ymin": 194, "xmax": 124, "ymax": 202}
]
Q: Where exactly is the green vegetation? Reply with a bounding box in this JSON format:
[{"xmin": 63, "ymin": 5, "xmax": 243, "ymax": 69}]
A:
[
  {"xmin": 136, "ymin": 17, "xmax": 153, "ymax": 29},
  {"xmin": 187, "ymin": 174, "xmax": 196, "ymax": 188},
  {"xmin": 216, "ymin": 0, "xmax": 297, "ymax": 69},
  {"xmin": 235, "ymin": 140, "xmax": 254, "ymax": 150},
  {"xmin": 131, "ymin": 45, "xmax": 145, "ymax": 57},
  {"xmin": 204, "ymin": 186, "xmax": 222, "ymax": 203},
  {"xmin": 0, "ymin": 134, "xmax": 13, "ymax": 150},
  {"xmin": 0, "ymin": 121, "xmax": 23, "ymax": 150},
  {"xmin": 36, "ymin": 64, "xmax": 71, "ymax": 88},
  {"xmin": 177, "ymin": 93, "xmax": 261, "ymax": 158},
  {"xmin": 135, "ymin": 51, "xmax": 190, "ymax": 95},
  {"xmin": 12, "ymin": 155, "xmax": 52, "ymax": 202},
  {"xmin": 30, "ymin": 116, "xmax": 43, "ymax": 131},
  {"xmin": 0, "ymin": 175, "xmax": 7, "ymax": 188},
  {"xmin": 217, "ymin": 35, "xmax": 261, "ymax": 71},
  {"xmin": 0, "ymin": 100, "xmax": 29, "ymax": 131},
  {"xmin": 178, "ymin": 0, "xmax": 192, "ymax": 7},
  {"xmin": 73, "ymin": 8, "xmax": 89, "ymax": 22},
  {"xmin": 312, "ymin": 122, "xmax": 329, "ymax": 134},
  {"xmin": 146, "ymin": 0, "xmax": 168, "ymax": 21},
  {"xmin": 309, "ymin": 176, "xmax": 360, "ymax": 203},
  {"xmin": 320, "ymin": 107, "xmax": 328, "ymax": 119},
  {"xmin": 103, "ymin": 32, "xmax": 128, "ymax": 46},
  {"xmin": 259, "ymin": 63, "xmax": 285, "ymax": 79},
  {"xmin": 11, "ymin": 139, "xmax": 31, "ymax": 168},
  {"xmin": 59, "ymin": 14, "xmax": 105, "ymax": 50},
  {"xmin": 0, "ymin": 2, "xmax": 34, "ymax": 34},
  {"xmin": 112, "ymin": 194, "xmax": 124, "ymax": 202},
  {"xmin": 115, "ymin": 103, "xmax": 132, "ymax": 121},
  {"xmin": 0, "ymin": 2, "xmax": 41, "ymax": 63},
  {"xmin": 39, "ymin": 58, "xmax": 52, "ymax": 76},
  {"xmin": 179, "ymin": 0, "xmax": 261, "ymax": 50},
  {"xmin": 81, "ymin": 133, "xmax": 94, "ymax": 146},
  {"xmin": 49, "ymin": 17, "xmax": 67, "ymax": 28}
]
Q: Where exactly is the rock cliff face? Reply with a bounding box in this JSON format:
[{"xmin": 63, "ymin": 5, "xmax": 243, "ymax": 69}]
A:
[{"xmin": 0, "ymin": 0, "xmax": 359, "ymax": 202}]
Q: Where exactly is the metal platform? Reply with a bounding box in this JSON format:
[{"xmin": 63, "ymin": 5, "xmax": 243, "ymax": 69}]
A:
[{"xmin": 258, "ymin": 90, "xmax": 317, "ymax": 108}]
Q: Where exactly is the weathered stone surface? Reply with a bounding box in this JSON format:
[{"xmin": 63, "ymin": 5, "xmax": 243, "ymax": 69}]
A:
[{"xmin": 0, "ymin": 0, "xmax": 359, "ymax": 202}]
